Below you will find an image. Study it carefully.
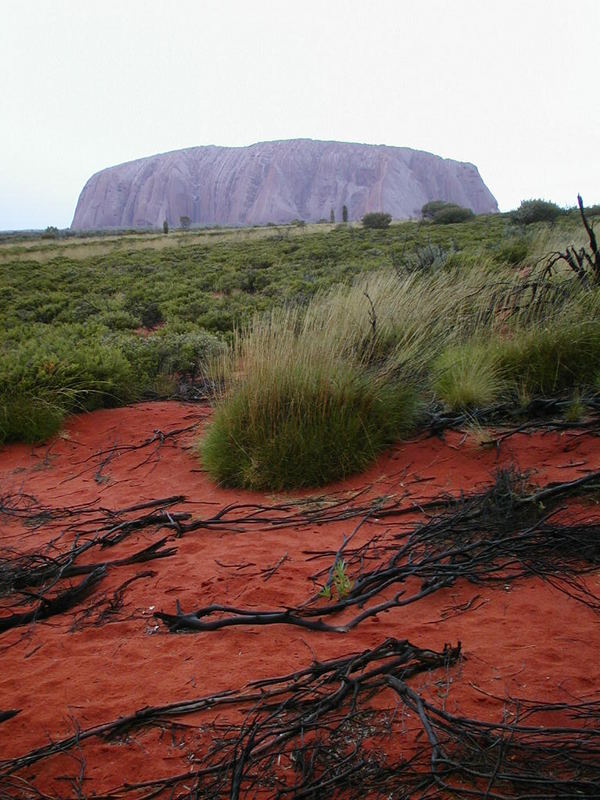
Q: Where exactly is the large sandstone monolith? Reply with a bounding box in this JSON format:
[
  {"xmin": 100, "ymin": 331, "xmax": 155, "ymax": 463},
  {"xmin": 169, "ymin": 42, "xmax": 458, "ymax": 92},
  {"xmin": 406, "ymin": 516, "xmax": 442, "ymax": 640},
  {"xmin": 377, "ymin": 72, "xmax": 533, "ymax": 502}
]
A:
[{"xmin": 71, "ymin": 138, "xmax": 498, "ymax": 230}]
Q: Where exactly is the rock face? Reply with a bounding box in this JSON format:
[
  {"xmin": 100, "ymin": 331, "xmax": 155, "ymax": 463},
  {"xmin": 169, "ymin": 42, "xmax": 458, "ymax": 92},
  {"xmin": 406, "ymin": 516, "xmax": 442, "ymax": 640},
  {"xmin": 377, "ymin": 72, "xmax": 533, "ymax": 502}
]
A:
[{"xmin": 71, "ymin": 139, "xmax": 498, "ymax": 230}]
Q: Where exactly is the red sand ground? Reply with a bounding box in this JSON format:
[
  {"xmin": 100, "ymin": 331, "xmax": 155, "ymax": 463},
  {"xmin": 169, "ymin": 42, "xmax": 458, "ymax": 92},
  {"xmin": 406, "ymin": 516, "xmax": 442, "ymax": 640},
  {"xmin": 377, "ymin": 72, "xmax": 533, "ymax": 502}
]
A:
[{"xmin": 0, "ymin": 401, "xmax": 599, "ymax": 796}]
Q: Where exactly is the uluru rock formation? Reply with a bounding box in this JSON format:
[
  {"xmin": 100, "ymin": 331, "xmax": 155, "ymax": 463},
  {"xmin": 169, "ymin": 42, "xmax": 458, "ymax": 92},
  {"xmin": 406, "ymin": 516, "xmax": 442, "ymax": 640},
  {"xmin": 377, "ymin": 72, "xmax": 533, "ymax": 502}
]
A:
[{"xmin": 71, "ymin": 139, "xmax": 498, "ymax": 230}]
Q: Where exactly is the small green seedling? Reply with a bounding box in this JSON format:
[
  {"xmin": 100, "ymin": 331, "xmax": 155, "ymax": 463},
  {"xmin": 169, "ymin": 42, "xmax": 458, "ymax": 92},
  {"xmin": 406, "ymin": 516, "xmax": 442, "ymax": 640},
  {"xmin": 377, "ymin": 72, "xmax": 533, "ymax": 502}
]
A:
[{"xmin": 320, "ymin": 558, "xmax": 353, "ymax": 601}]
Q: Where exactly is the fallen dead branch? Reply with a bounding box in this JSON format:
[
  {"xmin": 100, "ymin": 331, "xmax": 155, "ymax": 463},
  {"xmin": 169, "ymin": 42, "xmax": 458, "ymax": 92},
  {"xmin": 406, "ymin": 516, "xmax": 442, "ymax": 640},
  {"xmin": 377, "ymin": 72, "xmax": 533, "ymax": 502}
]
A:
[
  {"xmin": 0, "ymin": 637, "xmax": 459, "ymax": 795},
  {"xmin": 2, "ymin": 637, "xmax": 599, "ymax": 799},
  {"xmin": 157, "ymin": 467, "xmax": 600, "ymax": 634},
  {"xmin": 1, "ymin": 537, "xmax": 175, "ymax": 594},
  {"xmin": 427, "ymin": 396, "xmax": 600, "ymax": 439},
  {"xmin": 0, "ymin": 568, "xmax": 106, "ymax": 634},
  {"xmin": 388, "ymin": 677, "xmax": 600, "ymax": 798},
  {"xmin": 0, "ymin": 710, "xmax": 20, "ymax": 724},
  {"xmin": 71, "ymin": 569, "xmax": 156, "ymax": 630}
]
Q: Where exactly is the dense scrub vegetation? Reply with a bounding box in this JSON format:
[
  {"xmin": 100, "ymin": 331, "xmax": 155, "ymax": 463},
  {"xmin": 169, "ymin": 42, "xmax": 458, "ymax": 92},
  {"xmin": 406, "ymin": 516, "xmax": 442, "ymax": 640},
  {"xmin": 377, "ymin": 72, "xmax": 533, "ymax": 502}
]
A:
[{"xmin": 2, "ymin": 209, "xmax": 600, "ymax": 490}]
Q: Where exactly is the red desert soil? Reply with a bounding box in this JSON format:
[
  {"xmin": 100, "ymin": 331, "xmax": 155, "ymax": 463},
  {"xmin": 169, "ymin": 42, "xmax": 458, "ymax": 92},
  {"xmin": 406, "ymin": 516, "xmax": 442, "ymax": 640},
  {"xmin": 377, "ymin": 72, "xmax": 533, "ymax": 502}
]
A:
[{"xmin": 0, "ymin": 401, "xmax": 599, "ymax": 797}]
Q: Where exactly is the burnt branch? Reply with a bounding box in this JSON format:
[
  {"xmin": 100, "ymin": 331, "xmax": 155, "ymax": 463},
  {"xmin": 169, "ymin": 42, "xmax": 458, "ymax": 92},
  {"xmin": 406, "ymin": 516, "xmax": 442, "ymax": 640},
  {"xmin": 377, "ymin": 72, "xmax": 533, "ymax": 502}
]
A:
[
  {"xmin": 0, "ymin": 568, "xmax": 106, "ymax": 634},
  {"xmin": 578, "ymin": 193, "xmax": 600, "ymax": 281},
  {"xmin": 388, "ymin": 677, "xmax": 600, "ymax": 798},
  {"xmin": 156, "ymin": 467, "xmax": 600, "ymax": 635}
]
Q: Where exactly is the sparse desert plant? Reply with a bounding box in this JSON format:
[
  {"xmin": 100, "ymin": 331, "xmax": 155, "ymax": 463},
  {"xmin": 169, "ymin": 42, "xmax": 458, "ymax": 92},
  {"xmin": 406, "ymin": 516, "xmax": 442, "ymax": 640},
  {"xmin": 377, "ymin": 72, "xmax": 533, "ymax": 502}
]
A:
[
  {"xmin": 320, "ymin": 559, "xmax": 354, "ymax": 600},
  {"xmin": 464, "ymin": 421, "xmax": 497, "ymax": 449},
  {"xmin": 564, "ymin": 392, "xmax": 587, "ymax": 423},
  {"xmin": 332, "ymin": 558, "xmax": 353, "ymax": 598}
]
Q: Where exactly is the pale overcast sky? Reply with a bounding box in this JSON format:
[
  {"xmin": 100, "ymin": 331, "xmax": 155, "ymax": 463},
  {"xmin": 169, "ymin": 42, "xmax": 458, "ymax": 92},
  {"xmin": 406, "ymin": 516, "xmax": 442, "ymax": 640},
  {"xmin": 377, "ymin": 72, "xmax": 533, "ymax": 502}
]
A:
[{"xmin": 1, "ymin": 0, "xmax": 598, "ymax": 230}]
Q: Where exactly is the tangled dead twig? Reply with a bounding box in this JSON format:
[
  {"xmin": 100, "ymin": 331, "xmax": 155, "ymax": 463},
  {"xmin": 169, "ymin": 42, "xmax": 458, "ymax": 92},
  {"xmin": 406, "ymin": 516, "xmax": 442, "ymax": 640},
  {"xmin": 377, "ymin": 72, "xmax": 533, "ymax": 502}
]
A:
[
  {"xmin": 156, "ymin": 467, "xmax": 600, "ymax": 634},
  {"xmin": 542, "ymin": 195, "xmax": 600, "ymax": 286},
  {"xmin": 388, "ymin": 677, "xmax": 600, "ymax": 798},
  {"xmin": 2, "ymin": 637, "xmax": 599, "ymax": 799},
  {"xmin": 0, "ymin": 637, "xmax": 460, "ymax": 798},
  {"xmin": 3, "ymin": 465, "xmax": 600, "ymax": 640}
]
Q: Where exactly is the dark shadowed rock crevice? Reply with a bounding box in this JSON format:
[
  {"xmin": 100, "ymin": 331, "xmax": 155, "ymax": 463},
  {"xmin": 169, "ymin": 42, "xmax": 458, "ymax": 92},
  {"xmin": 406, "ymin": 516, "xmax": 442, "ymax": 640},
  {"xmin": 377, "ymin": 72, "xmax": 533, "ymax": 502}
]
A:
[{"xmin": 71, "ymin": 138, "xmax": 498, "ymax": 230}]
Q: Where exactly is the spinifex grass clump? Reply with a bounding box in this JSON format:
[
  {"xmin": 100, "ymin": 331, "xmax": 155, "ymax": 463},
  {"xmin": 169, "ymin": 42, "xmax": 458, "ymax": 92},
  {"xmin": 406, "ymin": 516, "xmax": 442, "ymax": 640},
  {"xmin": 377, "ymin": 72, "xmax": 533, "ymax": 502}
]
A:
[
  {"xmin": 431, "ymin": 269, "xmax": 600, "ymax": 410},
  {"xmin": 433, "ymin": 343, "xmax": 505, "ymax": 411},
  {"xmin": 201, "ymin": 300, "xmax": 420, "ymax": 490},
  {"xmin": 203, "ymin": 363, "xmax": 416, "ymax": 490},
  {"xmin": 0, "ymin": 393, "xmax": 67, "ymax": 445},
  {"xmin": 493, "ymin": 317, "xmax": 600, "ymax": 395}
]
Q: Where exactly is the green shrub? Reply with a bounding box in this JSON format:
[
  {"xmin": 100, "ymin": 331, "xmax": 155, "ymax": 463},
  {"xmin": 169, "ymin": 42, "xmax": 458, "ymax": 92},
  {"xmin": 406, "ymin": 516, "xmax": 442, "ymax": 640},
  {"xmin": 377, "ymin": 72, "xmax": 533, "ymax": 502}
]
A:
[
  {"xmin": 118, "ymin": 329, "xmax": 225, "ymax": 392},
  {"xmin": 141, "ymin": 302, "xmax": 164, "ymax": 329},
  {"xmin": 511, "ymin": 199, "xmax": 563, "ymax": 225},
  {"xmin": 422, "ymin": 201, "xmax": 474, "ymax": 224},
  {"xmin": 431, "ymin": 205, "xmax": 475, "ymax": 225},
  {"xmin": 0, "ymin": 329, "xmax": 138, "ymax": 440},
  {"xmin": 421, "ymin": 201, "xmax": 451, "ymax": 221},
  {"xmin": 70, "ymin": 346, "xmax": 137, "ymax": 410},
  {"xmin": 362, "ymin": 212, "xmax": 392, "ymax": 229},
  {"xmin": 103, "ymin": 310, "xmax": 140, "ymax": 330}
]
